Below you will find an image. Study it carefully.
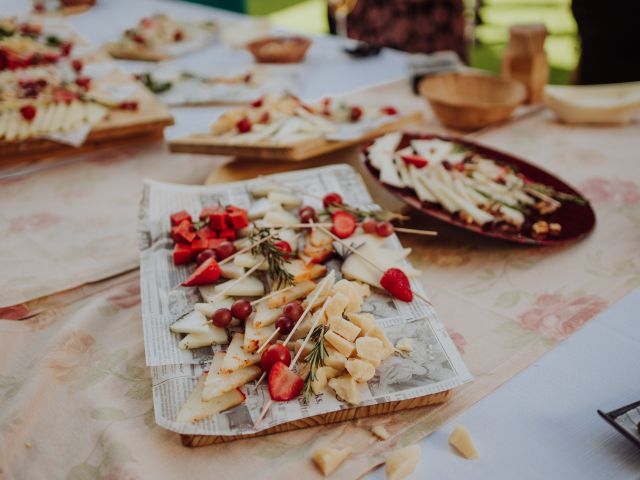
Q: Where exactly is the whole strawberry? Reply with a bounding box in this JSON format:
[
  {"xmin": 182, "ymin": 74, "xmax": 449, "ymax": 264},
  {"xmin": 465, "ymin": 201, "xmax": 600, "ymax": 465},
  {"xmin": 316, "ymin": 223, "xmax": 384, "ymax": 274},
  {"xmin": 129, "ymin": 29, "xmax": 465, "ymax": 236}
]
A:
[{"xmin": 380, "ymin": 268, "xmax": 413, "ymax": 302}]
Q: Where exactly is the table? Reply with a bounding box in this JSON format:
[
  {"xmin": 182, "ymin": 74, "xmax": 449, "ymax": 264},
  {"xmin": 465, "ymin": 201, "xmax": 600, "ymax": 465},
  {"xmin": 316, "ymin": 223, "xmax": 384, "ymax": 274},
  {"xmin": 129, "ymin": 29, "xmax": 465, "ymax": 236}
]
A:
[{"xmin": 1, "ymin": 1, "xmax": 639, "ymax": 479}]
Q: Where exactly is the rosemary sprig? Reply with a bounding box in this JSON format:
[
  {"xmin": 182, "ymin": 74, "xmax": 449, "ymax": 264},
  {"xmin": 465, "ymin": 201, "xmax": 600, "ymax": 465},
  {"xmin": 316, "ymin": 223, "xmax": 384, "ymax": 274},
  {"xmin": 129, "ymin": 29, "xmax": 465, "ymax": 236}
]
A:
[
  {"xmin": 526, "ymin": 183, "xmax": 588, "ymax": 206},
  {"xmin": 249, "ymin": 226, "xmax": 294, "ymax": 288},
  {"xmin": 301, "ymin": 325, "xmax": 328, "ymax": 403},
  {"xmin": 137, "ymin": 72, "xmax": 173, "ymax": 94}
]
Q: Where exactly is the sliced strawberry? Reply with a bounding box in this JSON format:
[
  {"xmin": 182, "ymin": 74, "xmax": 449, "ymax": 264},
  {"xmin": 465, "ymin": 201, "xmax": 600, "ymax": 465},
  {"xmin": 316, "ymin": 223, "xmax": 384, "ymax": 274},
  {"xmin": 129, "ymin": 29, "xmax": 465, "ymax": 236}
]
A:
[
  {"xmin": 401, "ymin": 154, "xmax": 428, "ymax": 169},
  {"xmin": 170, "ymin": 210, "xmax": 191, "ymax": 226},
  {"xmin": 209, "ymin": 212, "xmax": 229, "ymax": 231},
  {"xmin": 173, "ymin": 219, "xmax": 196, "ymax": 243},
  {"xmin": 268, "ymin": 362, "xmax": 303, "ymax": 402},
  {"xmin": 181, "ymin": 257, "xmax": 221, "ymax": 286},
  {"xmin": 380, "ymin": 106, "xmax": 398, "ymax": 116},
  {"xmin": 172, "ymin": 243, "xmax": 192, "ymax": 266},
  {"xmin": 228, "ymin": 211, "xmax": 248, "ymax": 230},
  {"xmin": 331, "ymin": 211, "xmax": 357, "ymax": 239},
  {"xmin": 380, "ymin": 268, "xmax": 413, "ymax": 302},
  {"xmin": 218, "ymin": 228, "xmax": 237, "ymax": 241},
  {"xmin": 196, "ymin": 226, "xmax": 217, "ymax": 240}
]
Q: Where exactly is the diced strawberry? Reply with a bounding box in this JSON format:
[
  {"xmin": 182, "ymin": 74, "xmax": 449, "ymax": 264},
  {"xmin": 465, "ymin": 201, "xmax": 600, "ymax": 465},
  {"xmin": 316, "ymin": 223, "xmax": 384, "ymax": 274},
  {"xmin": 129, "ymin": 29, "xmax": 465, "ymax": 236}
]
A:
[
  {"xmin": 331, "ymin": 211, "xmax": 357, "ymax": 239},
  {"xmin": 400, "ymin": 154, "xmax": 428, "ymax": 169},
  {"xmin": 190, "ymin": 239, "xmax": 209, "ymax": 258},
  {"xmin": 236, "ymin": 117, "xmax": 251, "ymax": 133},
  {"xmin": 172, "ymin": 243, "xmax": 192, "ymax": 266},
  {"xmin": 218, "ymin": 229, "xmax": 237, "ymax": 241},
  {"xmin": 199, "ymin": 205, "xmax": 220, "ymax": 221},
  {"xmin": 207, "ymin": 238, "xmax": 225, "ymax": 250},
  {"xmin": 196, "ymin": 226, "xmax": 217, "ymax": 240},
  {"xmin": 181, "ymin": 257, "xmax": 221, "ymax": 286},
  {"xmin": 268, "ymin": 362, "xmax": 303, "ymax": 402},
  {"xmin": 173, "ymin": 219, "xmax": 196, "ymax": 243},
  {"xmin": 209, "ymin": 212, "xmax": 229, "ymax": 231},
  {"xmin": 170, "ymin": 210, "xmax": 191, "ymax": 226},
  {"xmin": 227, "ymin": 210, "xmax": 249, "ymax": 230},
  {"xmin": 380, "ymin": 106, "xmax": 398, "ymax": 116},
  {"xmin": 380, "ymin": 268, "xmax": 413, "ymax": 302}
]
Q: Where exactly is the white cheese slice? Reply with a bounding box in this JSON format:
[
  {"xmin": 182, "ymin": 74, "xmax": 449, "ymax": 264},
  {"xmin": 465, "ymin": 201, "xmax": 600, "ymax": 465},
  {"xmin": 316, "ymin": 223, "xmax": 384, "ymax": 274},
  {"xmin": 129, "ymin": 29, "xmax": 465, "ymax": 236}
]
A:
[
  {"xmin": 267, "ymin": 191, "xmax": 302, "ymax": 208},
  {"xmin": 176, "ymin": 374, "xmax": 245, "ymax": 423},
  {"xmin": 202, "ymin": 361, "xmax": 260, "ymax": 400},
  {"xmin": 385, "ymin": 445, "xmax": 420, "ymax": 480},
  {"xmin": 178, "ymin": 327, "xmax": 228, "ymax": 350},
  {"xmin": 263, "ymin": 209, "xmax": 299, "ymax": 226},
  {"xmin": 411, "ymin": 138, "xmax": 454, "ymax": 164},
  {"xmin": 220, "ymin": 262, "xmax": 245, "ymax": 279},
  {"xmin": 170, "ymin": 310, "xmax": 210, "ymax": 334},
  {"xmin": 248, "ymin": 197, "xmax": 280, "ymax": 219},
  {"xmin": 220, "ymin": 333, "xmax": 261, "ymax": 373},
  {"xmin": 243, "ymin": 316, "xmax": 276, "ymax": 353},
  {"xmin": 213, "ymin": 276, "xmax": 265, "ymax": 297},
  {"xmin": 253, "ymin": 304, "xmax": 283, "ymax": 328},
  {"xmin": 194, "ymin": 297, "xmax": 234, "ymax": 317}
]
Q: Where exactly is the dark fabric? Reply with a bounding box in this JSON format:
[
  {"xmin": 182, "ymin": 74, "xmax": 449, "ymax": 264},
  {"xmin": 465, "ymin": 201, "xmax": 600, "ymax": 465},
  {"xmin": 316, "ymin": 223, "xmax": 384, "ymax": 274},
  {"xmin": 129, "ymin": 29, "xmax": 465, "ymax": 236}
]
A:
[
  {"xmin": 572, "ymin": 0, "xmax": 640, "ymax": 84},
  {"xmin": 329, "ymin": 0, "xmax": 467, "ymax": 61}
]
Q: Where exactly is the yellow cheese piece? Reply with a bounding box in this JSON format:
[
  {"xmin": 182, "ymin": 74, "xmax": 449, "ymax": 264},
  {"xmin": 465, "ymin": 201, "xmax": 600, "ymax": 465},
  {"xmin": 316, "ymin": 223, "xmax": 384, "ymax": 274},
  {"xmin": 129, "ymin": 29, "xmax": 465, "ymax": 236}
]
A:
[
  {"xmin": 395, "ymin": 338, "xmax": 413, "ymax": 353},
  {"xmin": 372, "ymin": 425, "xmax": 390, "ymax": 440},
  {"xmin": 324, "ymin": 345, "xmax": 347, "ymax": 371},
  {"xmin": 448, "ymin": 425, "xmax": 479, "ymax": 460},
  {"xmin": 311, "ymin": 365, "xmax": 339, "ymax": 394},
  {"xmin": 176, "ymin": 374, "xmax": 245, "ymax": 423},
  {"xmin": 324, "ymin": 292, "xmax": 349, "ymax": 318},
  {"xmin": 385, "ymin": 445, "xmax": 420, "ymax": 480},
  {"xmin": 328, "ymin": 374, "xmax": 359, "ymax": 405},
  {"xmin": 311, "ymin": 446, "xmax": 352, "ymax": 476},
  {"xmin": 355, "ymin": 336, "xmax": 383, "ymax": 366},
  {"xmin": 324, "ymin": 330, "xmax": 355, "ymax": 358},
  {"xmin": 328, "ymin": 316, "xmax": 361, "ymax": 342},
  {"xmin": 345, "ymin": 358, "xmax": 375, "ymax": 383},
  {"xmin": 345, "ymin": 312, "xmax": 376, "ymax": 336},
  {"xmin": 367, "ymin": 325, "xmax": 395, "ymax": 359}
]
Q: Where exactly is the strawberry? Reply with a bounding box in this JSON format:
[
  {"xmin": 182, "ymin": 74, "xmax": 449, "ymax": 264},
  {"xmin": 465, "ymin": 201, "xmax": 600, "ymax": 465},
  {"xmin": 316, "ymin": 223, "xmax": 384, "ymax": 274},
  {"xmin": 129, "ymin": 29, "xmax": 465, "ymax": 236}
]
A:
[
  {"xmin": 236, "ymin": 117, "xmax": 251, "ymax": 133},
  {"xmin": 189, "ymin": 239, "xmax": 208, "ymax": 258},
  {"xmin": 251, "ymin": 97, "xmax": 263, "ymax": 108},
  {"xmin": 331, "ymin": 211, "xmax": 356, "ymax": 239},
  {"xmin": 173, "ymin": 219, "xmax": 195, "ymax": 243},
  {"xmin": 380, "ymin": 106, "xmax": 398, "ymax": 116},
  {"xmin": 322, "ymin": 192, "xmax": 343, "ymax": 208},
  {"xmin": 380, "ymin": 268, "xmax": 413, "ymax": 302},
  {"xmin": 268, "ymin": 362, "xmax": 303, "ymax": 402},
  {"xmin": 172, "ymin": 243, "xmax": 192, "ymax": 266},
  {"xmin": 181, "ymin": 257, "xmax": 221, "ymax": 286},
  {"xmin": 350, "ymin": 105, "xmax": 363, "ymax": 122},
  {"xmin": 218, "ymin": 228, "xmax": 237, "ymax": 241},
  {"xmin": 401, "ymin": 154, "xmax": 428, "ymax": 169},
  {"xmin": 209, "ymin": 211, "xmax": 229, "ymax": 231},
  {"xmin": 196, "ymin": 226, "xmax": 217, "ymax": 240},
  {"xmin": 199, "ymin": 205, "xmax": 220, "ymax": 221},
  {"xmin": 170, "ymin": 210, "xmax": 191, "ymax": 226}
]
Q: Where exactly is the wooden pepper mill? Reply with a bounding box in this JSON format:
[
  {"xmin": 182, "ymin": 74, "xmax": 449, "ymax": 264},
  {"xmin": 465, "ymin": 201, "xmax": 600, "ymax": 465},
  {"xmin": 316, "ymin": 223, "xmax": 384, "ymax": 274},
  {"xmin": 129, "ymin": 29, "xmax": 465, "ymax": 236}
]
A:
[{"xmin": 501, "ymin": 24, "xmax": 549, "ymax": 104}]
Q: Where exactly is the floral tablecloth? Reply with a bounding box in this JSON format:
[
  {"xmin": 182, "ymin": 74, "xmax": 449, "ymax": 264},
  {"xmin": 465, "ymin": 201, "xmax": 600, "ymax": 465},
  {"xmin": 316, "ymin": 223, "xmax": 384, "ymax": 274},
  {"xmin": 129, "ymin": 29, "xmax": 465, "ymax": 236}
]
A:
[{"xmin": 1, "ymin": 105, "xmax": 639, "ymax": 480}]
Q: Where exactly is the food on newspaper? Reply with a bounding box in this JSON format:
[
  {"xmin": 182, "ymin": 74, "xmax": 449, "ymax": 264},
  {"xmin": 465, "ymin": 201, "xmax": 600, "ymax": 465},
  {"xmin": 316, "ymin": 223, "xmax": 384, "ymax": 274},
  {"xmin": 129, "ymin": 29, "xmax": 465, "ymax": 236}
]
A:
[
  {"xmin": 208, "ymin": 93, "xmax": 400, "ymax": 144},
  {"xmin": 169, "ymin": 186, "xmax": 425, "ymax": 423},
  {"xmin": 0, "ymin": 59, "xmax": 139, "ymax": 141},
  {"xmin": 0, "ymin": 18, "xmax": 74, "ymax": 71},
  {"xmin": 365, "ymin": 133, "xmax": 588, "ymax": 241},
  {"xmin": 107, "ymin": 14, "xmax": 216, "ymax": 60}
]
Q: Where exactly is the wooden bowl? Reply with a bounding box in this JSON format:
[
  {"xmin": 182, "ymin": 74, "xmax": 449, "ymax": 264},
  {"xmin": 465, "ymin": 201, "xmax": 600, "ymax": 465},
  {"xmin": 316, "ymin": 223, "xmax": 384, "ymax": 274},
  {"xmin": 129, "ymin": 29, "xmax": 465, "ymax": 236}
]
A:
[
  {"xmin": 419, "ymin": 72, "xmax": 526, "ymax": 131},
  {"xmin": 246, "ymin": 36, "xmax": 311, "ymax": 64}
]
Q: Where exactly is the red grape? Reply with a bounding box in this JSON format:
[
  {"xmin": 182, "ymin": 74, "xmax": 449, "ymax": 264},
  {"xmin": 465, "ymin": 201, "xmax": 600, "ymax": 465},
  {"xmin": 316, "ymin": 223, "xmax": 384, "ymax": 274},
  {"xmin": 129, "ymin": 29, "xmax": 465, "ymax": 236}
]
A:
[
  {"xmin": 375, "ymin": 221, "xmax": 394, "ymax": 237},
  {"xmin": 299, "ymin": 206, "xmax": 316, "ymax": 224},
  {"xmin": 196, "ymin": 249, "xmax": 217, "ymax": 266},
  {"xmin": 261, "ymin": 344, "xmax": 291, "ymax": 372},
  {"xmin": 211, "ymin": 308, "xmax": 232, "ymax": 328},
  {"xmin": 362, "ymin": 218, "xmax": 378, "ymax": 234},
  {"xmin": 215, "ymin": 241, "xmax": 235, "ymax": 260},
  {"xmin": 230, "ymin": 299, "xmax": 253, "ymax": 321},
  {"xmin": 274, "ymin": 240, "xmax": 292, "ymax": 255},
  {"xmin": 322, "ymin": 192, "xmax": 343, "ymax": 208},
  {"xmin": 275, "ymin": 315, "xmax": 294, "ymax": 334},
  {"xmin": 283, "ymin": 301, "xmax": 304, "ymax": 322}
]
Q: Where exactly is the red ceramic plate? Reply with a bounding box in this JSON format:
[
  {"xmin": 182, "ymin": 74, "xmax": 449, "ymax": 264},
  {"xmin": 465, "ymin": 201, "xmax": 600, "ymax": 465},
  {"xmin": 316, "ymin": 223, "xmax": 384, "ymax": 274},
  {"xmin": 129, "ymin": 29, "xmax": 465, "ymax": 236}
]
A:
[{"xmin": 361, "ymin": 132, "xmax": 596, "ymax": 246}]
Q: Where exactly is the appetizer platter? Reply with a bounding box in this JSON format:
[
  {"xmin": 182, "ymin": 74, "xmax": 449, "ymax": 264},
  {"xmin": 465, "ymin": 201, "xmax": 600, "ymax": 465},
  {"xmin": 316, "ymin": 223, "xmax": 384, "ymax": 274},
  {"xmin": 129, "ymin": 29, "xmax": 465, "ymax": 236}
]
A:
[
  {"xmin": 0, "ymin": 17, "xmax": 174, "ymax": 161},
  {"xmin": 362, "ymin": 132, "xmax": 595, "ymax": 245},
  {"xmin": 169, "ymin": 93, "xmax": 422, "ymax": 161},
  {"xmin": 139, "ymin": 165, "xmax": 470, "ymax": 445},
  {"xmin": 105, "ymin": 14, "xmax": 217, "ymax": 62},
  {"xmin": 136, "ymin": 66, "xmax": 299, "ymax": 106}
]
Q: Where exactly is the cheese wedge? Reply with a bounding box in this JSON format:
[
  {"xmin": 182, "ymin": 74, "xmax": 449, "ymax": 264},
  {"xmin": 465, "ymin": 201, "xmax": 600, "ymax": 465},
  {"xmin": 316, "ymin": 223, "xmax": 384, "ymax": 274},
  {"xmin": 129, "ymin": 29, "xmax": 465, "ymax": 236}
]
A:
[
  {"xmin": 372, "ymin": 425, "xmax": 390, "ymax": 441},
  {"xmin": 346, "ymin": 312, "xmax": 377, "ymax": 335},
  {"xmin": 248, "ymin": 197, "xmax": 280, "ymax": 219},
  {"xmin": 284, "ymin": 259, "xmax": 327, "ymax": 283},
  {"xmin": 213, "ymin": 277, "xmax": 265, "ymax": 298},
  {"xmin": 356, "ymin": 336, "xmax": 383, "ymax": 366},
  {"xmin": 243, "ymin": 316, "xmax": 276, "ymax": 353},
  {"xmin": 328, "ymin": 374, "xmax": 359, "ymax": 405},
  {"xmin": 263, "ymin": 209, "xmax": 298, "ymax": 226},
  {"xmin": 448, "ymin": 425, "xmax": 479, "ymax": 460},
  {"xmin": 202, "ymin": 364, "xmax": 260, "ymax": 401},
  {"xmin": 345, "ymin": 358, "xmax": 375, "ymax": 383},
  {"xmin": 194, "ymin": 298, "xmax": 234, "ymax": 317},
  {"xmin": 328, "ymin": 317, "xmax": 361, "ymax": 343},
  {"xmin": 176, "ymin": 375, "xmax": 245, "ymax": 423},
  {"xmin": 324, "ymin": 330, "xmax": 355, "ymax": 358},
  {"xmin": 267, "ymin": 280, "xmax": 316, "ymax": 309},
  {"xmin": 267, "ymin": 191, "xmax": 302, "ymax": 208},
  {"xmin": 220, "ymin": 263, "xmax": 245, "ymax": 279},
  {"xmin": 170, "ymin": 310, "xmax": 210, "ymax": 334},
  {"xmin": 312, "ymin": 446, "xmax": 352, "ymax": 477},
  {"xmin": 253, "ymin": 304, "xmax": 283, "ymax": 328},
  {"xmin": 233, "ymin": 252, "xmax": 269, "ymax": 270},
  {"xmin": 385, "ymin": 445, "xmax": 420, "ymax": 480},
  {"xmin": 220, "ymin": 333, "xmax": 261, "ymax": 373},
  {"xmin": 303, "ymin": 272, "xmax": 336, "ymax": 309},
  {"xmin": 178, "ymin": 325, "xmax": 228, "ymax": 350}
]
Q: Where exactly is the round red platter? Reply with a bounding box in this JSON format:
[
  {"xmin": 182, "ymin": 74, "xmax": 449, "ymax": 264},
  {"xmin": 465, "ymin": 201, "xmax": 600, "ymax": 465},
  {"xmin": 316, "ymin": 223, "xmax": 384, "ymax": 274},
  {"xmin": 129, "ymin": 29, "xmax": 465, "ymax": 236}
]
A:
[{"xmin": 361, "ymin": 132, "xmax": 596, "ymax": 246}]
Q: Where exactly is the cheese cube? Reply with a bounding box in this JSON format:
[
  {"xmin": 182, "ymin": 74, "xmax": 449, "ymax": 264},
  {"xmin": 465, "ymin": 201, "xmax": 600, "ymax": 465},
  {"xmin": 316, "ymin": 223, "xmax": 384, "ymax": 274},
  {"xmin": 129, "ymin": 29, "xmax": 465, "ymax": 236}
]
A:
[
  {"xmin": 324, "ymin": 346, "xmax": 347, "ymax": 371},
  {"xmin": 385, "ymin": 445, "xmax": 420, "ymax": 480},
  {"xmin": 346, "ymin": 312, "xmax": 376, "ymax": 335},
  {"xmin": 448, "ymin": 425, "xmax": 479, "ymax": 460},
  {"xmin": 324, "ymin": 330, "xmax": 355, "ymax": 358},
  {"xmin": 332, "ymin": 279, "xmax": 365, "ymax": 313},
  {"xmin": 311, "ymin": 366, "xmax": 339, "ymax": 394},
  {"xmin": 311, "ymin": 446, "xmax": 352, "ymax": 477},
  {"xmin": 328, "ymin": 316, "xmax": 361, "ymax": 342},
  {"xmin": 372, "ymin": 425, "xmax": 390, "ymax": 440},
  {"xmin": 345, "ymin": 358, "xmax": 376, "ymax": 383},
  {"xmin": 328, "ymin": 374, "xmax": 359, "ymax": 405},
  {"xmin": 395, "ymin": 338, "xmax": 413, "ymax": 353},
  {"xmin": 356, "ymin": 336, "xmax": 384, "ymax": 366},
  {"xmin": 367, "ymin": 325, "xmax": 395, "ymax": 359},
  {"xmin": 325, "ymin": 292, "xmax": 349, "ymax": 319}
]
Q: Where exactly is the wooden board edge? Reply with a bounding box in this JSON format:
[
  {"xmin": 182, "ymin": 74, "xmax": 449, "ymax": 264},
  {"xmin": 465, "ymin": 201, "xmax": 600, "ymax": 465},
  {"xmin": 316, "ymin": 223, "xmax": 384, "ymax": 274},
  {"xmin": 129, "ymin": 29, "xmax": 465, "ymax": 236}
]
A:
[{"xmin": 180, "ymin": 388, "xmax": 452, "ymax": 447}]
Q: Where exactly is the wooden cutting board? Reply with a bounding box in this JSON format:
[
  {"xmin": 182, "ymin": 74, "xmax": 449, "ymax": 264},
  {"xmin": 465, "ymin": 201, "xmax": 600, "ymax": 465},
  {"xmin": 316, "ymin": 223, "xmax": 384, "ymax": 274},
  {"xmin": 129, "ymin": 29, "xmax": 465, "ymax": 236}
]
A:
[{"xmin": 169, "ymin": 112, "xmax": 422, "ymax": 161}]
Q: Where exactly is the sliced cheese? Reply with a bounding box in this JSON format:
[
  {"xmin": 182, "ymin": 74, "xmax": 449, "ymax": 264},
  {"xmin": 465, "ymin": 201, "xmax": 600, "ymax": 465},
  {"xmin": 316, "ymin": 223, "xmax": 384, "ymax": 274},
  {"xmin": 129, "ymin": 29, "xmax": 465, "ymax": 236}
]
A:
[
  {"xmin": 233, "ymin": 252, "xmax": 269, "ymax": 270},
  {"xmin": 267, "ymin": 280, "xmax": 315, "ymax": 309},
  {"xmin": 328, "ymin": 374, "xmax": 359, "ymax": 405},
  {"xmin": 385, "ymin": 445, "xmax": 420, "ymax": 480},
  {"xmin": 345, "ymin": 358, "xmax": 375, "ymax": 383},
  {"xmin": 253, "ymin": 304, "xmax": 283, "ymax": 328},
  {"xmin": 220, "ymin": 333, "xmax": 261, "ymax": 373},
  {"xmin": 213, "ymin": 276, "xmax": 265, "ymax": 298},
  {"xmin": 311, "ymin": 446, "xmax": 352, "ymax": 477},
  {"xmin": 170, "ymin": 310, "xmax": 210, "ymax": 335},
  {"xmin": 243, "ymin": 316, "xmax": 276, "ymax": 353},
  {"xmin": 284, "ymin": 259, "xmax": 327, "ymax": 284},
  {"xmin": 262, "ymin": 209, "xmax": 298, "ymax": 226},
  {"xmin": 220, "ymin": 262, "xmax": 245, "ymax": 279},
  {"xmin": 194, "ymin": 298, "xmax": 234, "ymax": 317},
  {"xmin": 178, "ymin": 327, "xmax": 228, "ymax": 350},
  {"xmin": 324, "ymin": 330, "xmax": 355, "ymax": 358},
  {"xmin": 328, "ymin": 316, "xmax": 361, "ymax": 343},
  {"xmin": 267, "ymin": 191, "xmax": 302, "ymax": 208},
  {"xmin": 176, "ymin": 374, "xmax": 245, "ymax": 423},
  {"xmin": 311, "ymin": 365, "xmax": 339, "ymax": 395},
  {"xmin": 202, "ymin": 365, "xmax": 260, "ymax": 401}
]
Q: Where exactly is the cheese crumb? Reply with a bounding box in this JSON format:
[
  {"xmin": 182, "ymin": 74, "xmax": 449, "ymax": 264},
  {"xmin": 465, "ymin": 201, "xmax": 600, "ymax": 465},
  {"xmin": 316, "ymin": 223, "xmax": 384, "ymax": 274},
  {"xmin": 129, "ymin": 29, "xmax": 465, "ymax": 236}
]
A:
[
  {"xmin": 312, "ymin": 446, "xmax": 352, "ymax": 476},
  {"xmin": 24, "ymin": 441, "xmax": 32, "ymax": 449},
  {"xmin": 372, "ymin": 425, "xmax": 390, "ymax": 440},
  {"xmin": 395, "ymin": 338, "xmax": 413, "ymax": 353},
  {"xmin": 448, "ymin": 425, "xmax": 479, "ymax": 459},
  {"xmin": 385, "ymin": 445, "xmax": 420, "ymax": 480}
]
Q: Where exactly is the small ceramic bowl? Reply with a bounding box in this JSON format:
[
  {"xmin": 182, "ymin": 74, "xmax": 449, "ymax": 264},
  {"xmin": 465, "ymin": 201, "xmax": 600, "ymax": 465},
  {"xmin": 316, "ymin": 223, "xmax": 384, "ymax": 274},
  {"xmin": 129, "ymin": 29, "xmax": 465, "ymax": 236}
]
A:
[
  {"xmin": 246, "ymin": 36, "xmax": 312, "ymax": 64},
  {"xmin": 419, "ymin": 71, "xmax": 526, "ymax": 131}
]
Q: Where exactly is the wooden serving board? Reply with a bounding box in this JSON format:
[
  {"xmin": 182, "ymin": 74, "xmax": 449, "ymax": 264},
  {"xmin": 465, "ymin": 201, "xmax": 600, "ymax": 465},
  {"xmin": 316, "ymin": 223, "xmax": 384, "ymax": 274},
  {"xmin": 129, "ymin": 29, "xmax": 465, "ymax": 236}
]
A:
[
  {"xmin": 168, "ymin": 111, "xmax": 423, "ymax": 161},
  {"xmin": 181, "ymin": 390, "xmax": 452, "ymax": 446},
  {"xmin": 0, "ymin": 70, "xmax": 174, "ymax": 162}
]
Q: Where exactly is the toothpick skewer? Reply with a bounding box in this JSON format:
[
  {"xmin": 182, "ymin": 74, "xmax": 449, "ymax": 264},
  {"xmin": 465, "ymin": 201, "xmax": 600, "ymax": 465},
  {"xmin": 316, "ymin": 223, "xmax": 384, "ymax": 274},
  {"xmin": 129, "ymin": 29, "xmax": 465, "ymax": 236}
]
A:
[
  {"xmin": 210, "ymin": 261, "xmax": 265, "ymax": 303},
  {"xmin": 313, "ymin": 223, "xmax": 433, "ymax": 307},
  {"xmin": 394, "ymin": 227, "xmax": 438, "ymax": 237},
  {"xmin": 218, "ymin": 231, "xmax": 278, "ymax": 266},
  {"xmin": 250, "ymin": 284, "xmax": 296, "ymax": 307},
  {"xmin": 265, "ymin": 223, "xmax": 437, "ymax": 237}
]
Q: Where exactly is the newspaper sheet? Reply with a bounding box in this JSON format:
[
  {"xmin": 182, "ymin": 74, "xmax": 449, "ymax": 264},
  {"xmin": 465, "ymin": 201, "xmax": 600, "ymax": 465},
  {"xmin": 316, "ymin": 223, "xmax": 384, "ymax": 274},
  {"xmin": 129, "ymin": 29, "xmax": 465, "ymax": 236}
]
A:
[{"xmin": 138, "ymin": 164, "xmax": 472, "ymax": 435}]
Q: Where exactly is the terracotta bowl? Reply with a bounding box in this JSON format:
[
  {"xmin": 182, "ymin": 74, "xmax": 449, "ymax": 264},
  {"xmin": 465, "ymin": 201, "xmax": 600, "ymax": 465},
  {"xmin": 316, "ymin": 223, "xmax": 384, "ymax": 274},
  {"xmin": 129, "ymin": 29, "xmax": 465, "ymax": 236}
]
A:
[
  {"xmin": 246, "ymin": 36, "xmax": 312, "ymax": 64},
  {"xmin": 419, "ymin": 72, "xmax": 526, "ymax": 131}
]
